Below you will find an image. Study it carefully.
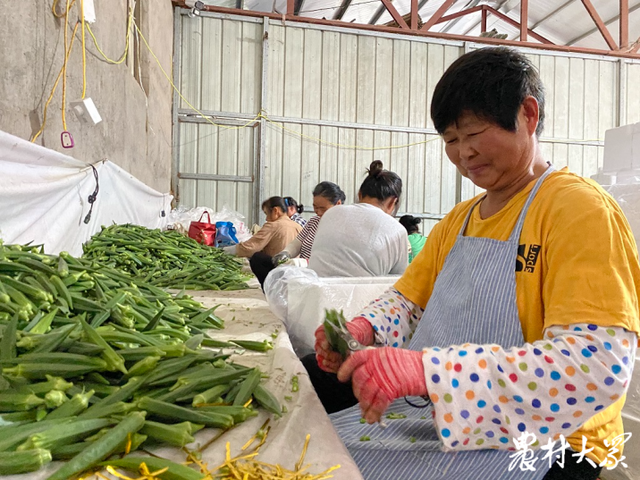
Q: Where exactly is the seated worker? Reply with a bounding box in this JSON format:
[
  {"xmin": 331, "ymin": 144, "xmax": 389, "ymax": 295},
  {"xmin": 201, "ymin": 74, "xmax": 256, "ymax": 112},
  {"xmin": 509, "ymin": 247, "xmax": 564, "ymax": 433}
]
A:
[
  {"xmin": 224, "ymin": 197, "xmax": 301, "ymax": 259},
  {"xmin": 251, "ymin": 182, "xmax": 346, "ymax": 287},
  {"xmin": 399, "ymin": 215, "xmax": 427, "ymax": 263},
  {"xmin": 307, "ymin": 47, "xmax": 639, "ymax": 480},
  {"xmin": 284, "ymin": 197, "xmax": 307, "ymax": 227},
  {"xmin": 308, "ymin": 160, "xmax": 408, "ymax": 278}
]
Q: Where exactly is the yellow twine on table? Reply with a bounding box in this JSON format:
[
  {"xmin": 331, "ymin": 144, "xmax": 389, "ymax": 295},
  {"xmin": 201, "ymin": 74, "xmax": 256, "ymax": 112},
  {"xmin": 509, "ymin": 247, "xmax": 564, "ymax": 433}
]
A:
[{"xmin": 106, "ymin": 463, "xmax": 169, "ymax": 480}]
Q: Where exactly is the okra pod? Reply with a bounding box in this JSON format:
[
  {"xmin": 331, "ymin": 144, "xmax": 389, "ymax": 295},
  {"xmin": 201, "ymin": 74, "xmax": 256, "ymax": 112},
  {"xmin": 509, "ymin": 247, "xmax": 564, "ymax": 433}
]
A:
[
  {"xmin": 252, "ymin": 384, "xmax": 282, "ymax": 416},
  {"xmin": 0, "ymin": 448, "xmax": 52, "ymax": 475},
  {"xmin": 0, "ymin": 392, "xmax": 45, "ymax": 412},
  {"xmin": 140, "ymin": 420, "xmax": 195, "ymax": 447},
  {"xmin": 232, "ymin": 368, "xmax": 262, "ymax": 407},
  {"xmin": 230, "ymin": 339, "xmax": 274, "ymax": 352},
  {"xmin": 137, "ymin": 397, "xmax": 234, "ymax": 429},
  {"xmin": 0, "ymin": 313, "xmax": 18, "ymax": 361},
  {"xmin": 0, "ymin": 418, "xmax": 71, "ymax": 451},
  {"xmin": 45, "ymin": 411, "xmax": 146, "ymax": 480},
  {"xmin": 47, "ymin": 390, "xmax": 95, "ymax": 419},
  {"xmin": 79, "ymin": 316, "xmax": 127, "ymax": 374},
  {"xmin": 19, "ymin": 417, "xmax": 112, "ymax": 451},
  {"xmin": 77, "ymin": 401, "xmax": 136, "ymax": 420},
  {"xmin": 191, "ymin": 384, "xmax": 230, "ymax": 407}
]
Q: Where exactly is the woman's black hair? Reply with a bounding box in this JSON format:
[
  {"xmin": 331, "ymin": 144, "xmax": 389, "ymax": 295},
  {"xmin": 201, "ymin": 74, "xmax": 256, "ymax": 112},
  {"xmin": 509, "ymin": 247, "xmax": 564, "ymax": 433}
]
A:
[
  {"xmin": 399, "ymin": 215, "xmax": 421, "ymax": 235},
  {"xmin": 312, "ymin": 181, "xmax": 346, "ymax": 205},
  {"xmin": 431, "ymin": 46, "xmax": 545, "ymax": 137},
  {"xmin": 262, "ymin": 196, "xmax": 287, "ymax": 214},
  {"xmin": 359, "ymin": 160, "xmax": 403, "ymax": 203},
  {"xmin": 283, "ymin": 197, "xmax": 304, "ymax": 214}
]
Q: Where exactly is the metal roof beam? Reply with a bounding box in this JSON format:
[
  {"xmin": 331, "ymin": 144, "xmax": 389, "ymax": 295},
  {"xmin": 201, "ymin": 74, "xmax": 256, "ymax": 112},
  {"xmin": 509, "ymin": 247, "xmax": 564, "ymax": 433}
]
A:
[
  {"xmin": 620, "ymin": 0, "xmax": 629, "ymax": 49},
  {"xmin": 485, "ymin": 6, "xmax": 553, "ymax": 44},
  {"xmin": 369, "ymin": 0, "xmax": 429, "ymax": 26},
  {"xmin": 520, "ymin": 0, "xmax": 529, "ymax": 41},
  {"xmin": 421, "ymin": 0, "xmax": 457, "ymax": 31},
  {"xmin": 580, "ymin": 0, "xmax": 617, "ymax": 49},
  {"xmin": 380, "ymin": 0, "xmax": 409, "ymax": 28},
  {"xmin": 568, "ymin": 2, "xmax": 640, "ymax": 46},
  {"xmin": 441, "ymin": 0, "xmax": 482, "ymax": 33},
  {"xmin": 461, "ymin": 0, "xmax": 509, "ymax": 35},
  {"xmin": 332, "ymin": 0, "xmax": 353, "ymax": 20}
]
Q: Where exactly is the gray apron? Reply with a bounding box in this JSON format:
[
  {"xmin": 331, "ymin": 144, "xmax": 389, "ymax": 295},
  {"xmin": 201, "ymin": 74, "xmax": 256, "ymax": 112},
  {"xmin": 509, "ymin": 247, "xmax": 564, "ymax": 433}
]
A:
[{"xmin": 331, "ymin": 166, "xmax": 555, "ymax": 480}]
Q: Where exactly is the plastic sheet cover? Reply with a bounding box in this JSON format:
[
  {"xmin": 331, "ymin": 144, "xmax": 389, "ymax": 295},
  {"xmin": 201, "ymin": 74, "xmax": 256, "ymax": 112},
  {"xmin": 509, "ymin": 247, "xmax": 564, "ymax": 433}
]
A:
[
  {"xmin": 0, "ymin": 130, "xmax": 172, "ymax": 256},
  {"xmin": 598, "ymin": 182, "xmax": 640, "ymax": 480}
]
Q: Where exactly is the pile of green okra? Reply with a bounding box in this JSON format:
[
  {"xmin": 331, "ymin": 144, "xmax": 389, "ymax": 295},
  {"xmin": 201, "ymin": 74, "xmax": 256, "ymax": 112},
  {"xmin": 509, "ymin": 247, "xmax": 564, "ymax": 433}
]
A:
[
  {"xmin": 82, "ymin": 224, "xmax": 250, "ymax": 291},
  {"xmin": 0, "ymin": 242, "xmax": 280, "ymax": 479}
]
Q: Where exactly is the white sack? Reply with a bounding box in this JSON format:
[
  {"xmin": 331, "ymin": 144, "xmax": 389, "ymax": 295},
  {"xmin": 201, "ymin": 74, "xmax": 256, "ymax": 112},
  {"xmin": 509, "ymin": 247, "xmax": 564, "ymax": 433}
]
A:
[
  {"xmin": 0, "ymin": 130, "xmax": 172, "ymax": 256},
  {"xmin": 264, "ymin": 266, "xmax": 398, "ymax": 357}
]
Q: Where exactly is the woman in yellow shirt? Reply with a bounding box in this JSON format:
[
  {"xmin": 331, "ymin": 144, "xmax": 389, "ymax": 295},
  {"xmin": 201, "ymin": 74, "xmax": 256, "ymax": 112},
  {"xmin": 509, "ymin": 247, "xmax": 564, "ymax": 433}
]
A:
[{"xmin": 309, "ymin": 47, "xmax": 640, "ymax": 480}]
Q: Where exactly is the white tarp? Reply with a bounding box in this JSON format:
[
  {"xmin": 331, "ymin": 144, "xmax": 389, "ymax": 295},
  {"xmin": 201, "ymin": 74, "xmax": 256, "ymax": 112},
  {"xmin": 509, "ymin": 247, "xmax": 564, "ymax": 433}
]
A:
[{"xmin": 0, "ymin": 130, "xmax": 172, "ymax": 256}]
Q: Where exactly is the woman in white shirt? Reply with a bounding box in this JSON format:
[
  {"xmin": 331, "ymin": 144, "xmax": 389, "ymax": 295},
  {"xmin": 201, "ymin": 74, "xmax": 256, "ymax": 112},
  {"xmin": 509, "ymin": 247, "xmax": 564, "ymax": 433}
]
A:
[{"xmin": 308, "ymin": 160, "xmax": 408, "ymax": 277}]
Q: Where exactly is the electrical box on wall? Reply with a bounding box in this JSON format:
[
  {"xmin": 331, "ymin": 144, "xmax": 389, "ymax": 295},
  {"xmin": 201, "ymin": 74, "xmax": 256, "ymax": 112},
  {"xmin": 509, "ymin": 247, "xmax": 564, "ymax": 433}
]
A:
[
  {"xmin": 80, "ymin": 0, "xmax": 96, "ymax": 23},
  {"xmin": 71, "ymin": 98, "xmax": 102, "ymax": 125}
]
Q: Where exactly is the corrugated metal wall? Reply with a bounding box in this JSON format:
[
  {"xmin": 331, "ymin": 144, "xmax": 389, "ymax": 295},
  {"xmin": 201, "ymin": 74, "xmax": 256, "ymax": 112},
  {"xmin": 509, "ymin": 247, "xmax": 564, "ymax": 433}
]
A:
[{"xmin": 174, "ymin": 11, "xmax": 639, "ymax": 233}]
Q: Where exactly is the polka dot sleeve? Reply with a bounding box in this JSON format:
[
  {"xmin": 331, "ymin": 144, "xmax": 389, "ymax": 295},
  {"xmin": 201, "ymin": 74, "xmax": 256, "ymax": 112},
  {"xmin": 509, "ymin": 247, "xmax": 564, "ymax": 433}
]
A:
[
  {"xmin": 355, "ymin": 288, "xmax": 424, "ymax": 348},
  {"xmin": 423, "ymin": 324, "xmax": 637, "ymax": 450}
]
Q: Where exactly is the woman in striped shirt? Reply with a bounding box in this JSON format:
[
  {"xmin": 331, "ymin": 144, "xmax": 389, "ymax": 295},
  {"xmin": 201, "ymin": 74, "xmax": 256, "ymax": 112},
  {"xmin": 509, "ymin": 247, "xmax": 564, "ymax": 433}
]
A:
[{"xmin": 250, "ymin": 182, "xmax": 346, "ymax": 287}]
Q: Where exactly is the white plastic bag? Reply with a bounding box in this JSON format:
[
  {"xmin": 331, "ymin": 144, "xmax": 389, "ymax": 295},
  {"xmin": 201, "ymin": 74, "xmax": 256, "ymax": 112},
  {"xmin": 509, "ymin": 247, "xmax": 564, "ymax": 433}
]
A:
[{"xmin": 264, "ymin": 267, "xmax": 398, "ymax": 358}]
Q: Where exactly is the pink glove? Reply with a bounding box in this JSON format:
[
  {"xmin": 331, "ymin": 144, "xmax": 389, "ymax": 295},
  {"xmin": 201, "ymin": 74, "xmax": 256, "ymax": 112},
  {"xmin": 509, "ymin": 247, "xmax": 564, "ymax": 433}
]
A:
[
  {"xmin": 337, "ymin": 347, "xmax": 427, "ymax": 424},
  {"xmin": 315, "ymin": 316, "xmax": 374, "ymax": 373}
]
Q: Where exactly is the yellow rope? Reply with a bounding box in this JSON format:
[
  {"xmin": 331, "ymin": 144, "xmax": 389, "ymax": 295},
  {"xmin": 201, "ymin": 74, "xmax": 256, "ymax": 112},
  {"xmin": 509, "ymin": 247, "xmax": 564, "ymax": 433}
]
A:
[
  {"xmin": 134, "ymin": 20, "xmax": 439, "ymax": 149},
  {"xmin": 31, "ymin": 21, "xmax": 80, "ymax": 142},
  {"xmin": 80, "ymin": 0, "xmax": 87, "ymax": 99},
  {"xmin": 61, "ymin": 0, "xmax": 70, "ymax": 130},
  {"xmin": 86, "ymin": 6, "xmax": 133, "ymax": 65}
]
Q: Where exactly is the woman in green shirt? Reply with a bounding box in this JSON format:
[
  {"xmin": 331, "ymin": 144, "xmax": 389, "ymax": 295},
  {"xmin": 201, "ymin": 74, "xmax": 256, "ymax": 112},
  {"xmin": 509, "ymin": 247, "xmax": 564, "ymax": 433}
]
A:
[{"xmin": 400, "ymin": 215, "xmax": 426, "ymax": 263}]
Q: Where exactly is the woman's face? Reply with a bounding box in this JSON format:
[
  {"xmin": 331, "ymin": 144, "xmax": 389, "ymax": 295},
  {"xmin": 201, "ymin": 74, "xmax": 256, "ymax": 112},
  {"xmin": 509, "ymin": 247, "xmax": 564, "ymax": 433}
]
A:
[
  {"xmin": 264, "ymin": 207, "xmax": 282, "ymax": 222},
  {"xmin": 442, "ymin": 101, "xmax": 539, "ymax": 194},
  {"xmin": 313, "ymin": 195, "xmax": 340, "ymax": 217},
  {"xmin": 286, "ymin": 206, "xmax": 296, "ymax": 217}
]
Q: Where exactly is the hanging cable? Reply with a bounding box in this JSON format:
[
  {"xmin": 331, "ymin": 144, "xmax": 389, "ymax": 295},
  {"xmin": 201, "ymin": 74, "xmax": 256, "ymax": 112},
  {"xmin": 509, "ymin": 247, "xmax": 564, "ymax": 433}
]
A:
[
  {"xmin": 51, "ymin": 0, "xmax": 76, "ymax": 18},
  {"xmin": 83, "ymin": 164, "xmax": 100, "ymax": 224},
  {"xmin": 80, "ymin": 0, "xmax": 87, "ymax": 99},
  {"xmin": 31, "ymin": 22, "xmax": 80, "ymax": 142},
  {"xmin": 86, "ymin": 6, "xmax": 133, "ymax": 64},
  {"xmin": 61, "ymin": 0, "xmax": 70, "ymax": 130}
]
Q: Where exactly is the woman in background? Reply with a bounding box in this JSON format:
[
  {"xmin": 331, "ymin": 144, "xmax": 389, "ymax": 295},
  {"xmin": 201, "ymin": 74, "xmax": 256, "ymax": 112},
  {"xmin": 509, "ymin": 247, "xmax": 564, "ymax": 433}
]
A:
[
  {"xmin": 284, "ymin": 197, "xmax": 307, "ymax": 227},
  {"xmin": 308, "ymin": 160, "xmax": 408, "ymax": 278},
  {"xmin": 399, "ymin": 215, "xmax": 427, "ymax": 263},
  {"xmin": 224, "ymin": 197, "xmax": 301, "ymax": 259},
  {"xmin": 252, "ymin": 182, "xmax": 346, "ymax": 287}
]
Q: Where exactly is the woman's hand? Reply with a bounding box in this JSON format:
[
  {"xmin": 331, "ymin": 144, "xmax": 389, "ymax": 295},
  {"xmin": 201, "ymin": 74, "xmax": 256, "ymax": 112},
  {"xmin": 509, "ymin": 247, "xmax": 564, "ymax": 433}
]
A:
[
  {"xmin": 314, "ymin": 316, "xmax": 374, "ymax": 373},
  {"xmin": 337, "ymin": 347, "xmax": 427, "ymax": 424}
]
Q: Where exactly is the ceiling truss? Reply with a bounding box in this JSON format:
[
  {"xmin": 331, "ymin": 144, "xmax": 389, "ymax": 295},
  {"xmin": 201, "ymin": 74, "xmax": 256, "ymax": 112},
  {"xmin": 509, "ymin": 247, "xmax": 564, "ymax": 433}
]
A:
[{"xmin": 172, "ymin": 0, "xmax": 640, "ymax": 58}]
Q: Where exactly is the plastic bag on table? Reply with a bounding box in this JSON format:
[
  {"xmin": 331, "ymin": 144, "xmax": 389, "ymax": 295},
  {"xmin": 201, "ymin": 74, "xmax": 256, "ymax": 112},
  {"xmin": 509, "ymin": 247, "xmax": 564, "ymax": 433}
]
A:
[
  {"xmin": 264, "ymin": 267, "xmax": 397, "ymax": 358},
  {"xmin": 214, "ymin": 221, "xmax": 239, "ymax": 248}
]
